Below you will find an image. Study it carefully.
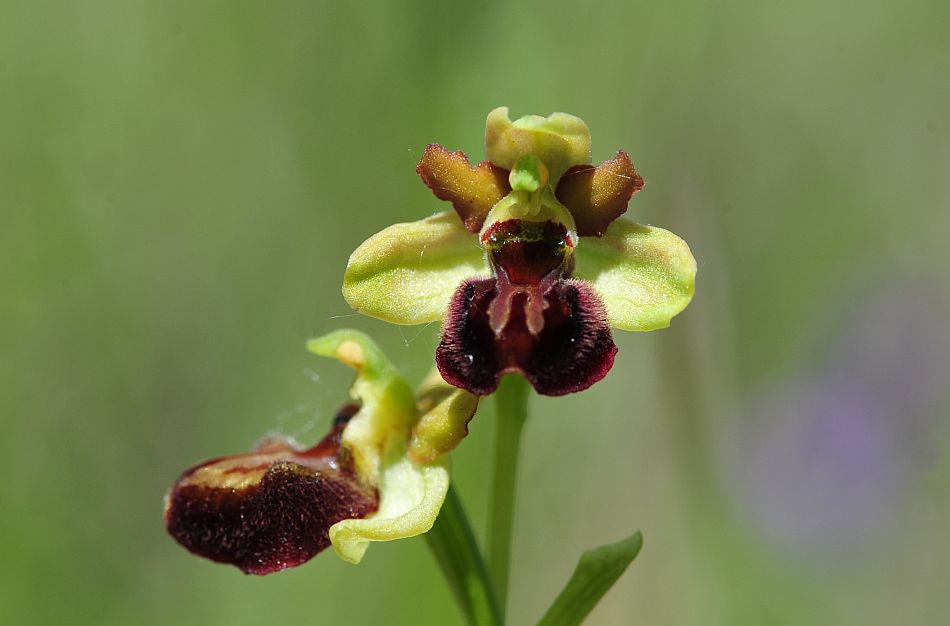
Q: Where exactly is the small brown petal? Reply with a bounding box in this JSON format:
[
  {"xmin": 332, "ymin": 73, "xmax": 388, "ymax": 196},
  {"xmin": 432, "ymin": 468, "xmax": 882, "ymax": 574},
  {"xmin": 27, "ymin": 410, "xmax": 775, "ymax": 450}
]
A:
[
  {"xmin": 416, "ymin": 144, "xmax": 511, "ymax": 233},
  {"xmin": 555, "ymin": 151, "xmax": 644, "ymax": 237}
]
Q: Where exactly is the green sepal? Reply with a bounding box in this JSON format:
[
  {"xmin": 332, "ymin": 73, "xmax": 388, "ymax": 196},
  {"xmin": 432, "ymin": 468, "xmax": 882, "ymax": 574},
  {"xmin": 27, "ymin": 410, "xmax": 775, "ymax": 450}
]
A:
[
  {"xmin": 330, "ymin": 456, "xmax": 450, "ymax": 564},
  {"xmin": 536, "ymin": 532, "xmax": 644, "ymax": 626},
  {"xmin": 485, "ymin": 107, "xmax": 591, "ymax": 183},
  {"xmin": 306, "ymin": 329, "xmax": 416, "ymax": 482},
  {"xmin": 306, "ymin": 330, "xmax": 452, "ymax": 565},
  {"xmin": 574, "ymin": 219, "xmax": 696, "ymax": 331},
  {"xmin": 409, "ymin": 386, "xmax": 479, "ymax": 464},
  {"xmin": 343, "ymin": 211, "xmax": 489, "ymax": 325}
]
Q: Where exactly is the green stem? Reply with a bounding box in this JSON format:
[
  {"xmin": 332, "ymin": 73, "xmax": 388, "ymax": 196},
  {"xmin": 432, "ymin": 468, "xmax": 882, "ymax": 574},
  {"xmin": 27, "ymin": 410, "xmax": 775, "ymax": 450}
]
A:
[
  {"xmin": 487, "ymin": 374, "xmax": 531, "ymax": 618},
  {"xmin": 426, "ymin": 484, "xmax": 503, "ymax": 626}
]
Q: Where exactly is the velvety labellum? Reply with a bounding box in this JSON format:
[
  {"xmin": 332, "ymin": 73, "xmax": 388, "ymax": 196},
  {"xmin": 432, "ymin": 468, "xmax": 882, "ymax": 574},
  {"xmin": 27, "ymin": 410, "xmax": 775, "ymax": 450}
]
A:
[
  {"xmin": 436, "ymin": 275, "xmax": 616, "ymax": 397},
  {"xmin": 438, "ymin": 218, "xmax": 616, "ymax": 396},
  {"xmin": 164, "ymin": 405, "xmax": 378, "ymax": 575}
]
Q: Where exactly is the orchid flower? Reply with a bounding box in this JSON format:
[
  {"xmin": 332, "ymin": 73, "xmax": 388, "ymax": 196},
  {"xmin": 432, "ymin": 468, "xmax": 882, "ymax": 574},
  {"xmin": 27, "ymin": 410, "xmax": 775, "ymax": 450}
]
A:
[
  {"xmin": 343, "ymin": 107, "xmax": 696, "ymax": 396},
  {"xmin": 164, "ymin": 330, "xmax": 477, "ymax": 574}
]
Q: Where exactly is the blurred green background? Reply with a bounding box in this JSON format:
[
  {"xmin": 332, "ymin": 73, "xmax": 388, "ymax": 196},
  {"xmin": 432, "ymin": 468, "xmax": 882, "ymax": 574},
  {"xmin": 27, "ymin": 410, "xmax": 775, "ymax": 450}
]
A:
[{"xmin": 3, "ymin": 1, "xmax": 949, "ymax": 624}]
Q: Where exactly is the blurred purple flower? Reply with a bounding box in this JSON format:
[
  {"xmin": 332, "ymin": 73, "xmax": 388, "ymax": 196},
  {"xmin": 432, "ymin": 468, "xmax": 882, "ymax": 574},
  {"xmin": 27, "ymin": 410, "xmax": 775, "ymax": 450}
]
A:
[
  {"xmin": 730, "ymin": 282, "xmax": 950, "ymax": 555},
  {"xmin": 826, "ymin": 283, "xmax": 950, "ymax": 432}
]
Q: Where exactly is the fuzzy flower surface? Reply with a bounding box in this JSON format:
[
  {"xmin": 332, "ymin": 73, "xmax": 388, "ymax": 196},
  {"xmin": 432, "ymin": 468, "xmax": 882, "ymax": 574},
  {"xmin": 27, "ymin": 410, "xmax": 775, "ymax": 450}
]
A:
[
  {"xmin": 164, "ymin": 330, "xmax": 477, "ymax": 574},
  {"xmin": 344, "ymin": 107, "xmax": 696, "ymax": 396}
]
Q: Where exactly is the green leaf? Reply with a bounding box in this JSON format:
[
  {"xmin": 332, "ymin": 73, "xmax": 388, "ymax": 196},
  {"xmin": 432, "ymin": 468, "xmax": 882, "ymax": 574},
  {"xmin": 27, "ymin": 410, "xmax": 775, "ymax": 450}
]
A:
[{"xmin": 536, "ymin": 532, "xmax": 644, "ymax": 626}]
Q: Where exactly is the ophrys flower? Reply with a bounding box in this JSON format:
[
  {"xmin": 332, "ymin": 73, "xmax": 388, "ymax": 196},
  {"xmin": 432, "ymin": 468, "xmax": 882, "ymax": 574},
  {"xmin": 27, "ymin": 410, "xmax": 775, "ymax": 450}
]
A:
[
  {"xmin": 343, "ymin": 108, "xmax": 695, "ymax": 396},
  {"xmin": 164, "ymin": 330, "xmax": 477, "ymax": 573}
]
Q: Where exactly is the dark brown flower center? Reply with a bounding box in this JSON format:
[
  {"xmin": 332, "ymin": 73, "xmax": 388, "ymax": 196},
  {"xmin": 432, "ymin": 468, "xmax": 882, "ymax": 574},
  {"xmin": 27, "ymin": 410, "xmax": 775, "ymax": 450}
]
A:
[{"xmin": 483, "ymin": 219, "xmax": 573, "ymax": 284}]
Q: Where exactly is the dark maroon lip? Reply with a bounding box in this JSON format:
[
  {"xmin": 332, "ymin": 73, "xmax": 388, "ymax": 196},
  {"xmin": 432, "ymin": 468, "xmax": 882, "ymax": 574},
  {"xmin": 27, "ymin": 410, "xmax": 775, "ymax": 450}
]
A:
[
  {"xmin": 166, "ymin": 463, "xmax": 378, "ymax": 575},
  {"xmin": 164, "ymin": 404, "xmax": 377, "ymax": 575},
  {"xmin": 437, "ymin": 273, "xmax": 616, "ymax": 397},
  {"xmin": 437, "ymin": 216, "xmax": 617, "ymax": 397}
]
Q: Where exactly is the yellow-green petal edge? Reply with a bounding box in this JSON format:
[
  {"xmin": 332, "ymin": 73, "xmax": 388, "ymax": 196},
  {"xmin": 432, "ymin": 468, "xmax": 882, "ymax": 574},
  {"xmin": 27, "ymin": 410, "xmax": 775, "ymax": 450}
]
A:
[
  {"xmin": 330, "ymin": 457, "xmax": 450, "ymax": 564},
  {"xmin": 574, "ymin": 219, "xmax": 696, "ymax": 331},
  {"xmin": 343, "ymin": 211, "xmax": 489, "ymax": 325}
]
